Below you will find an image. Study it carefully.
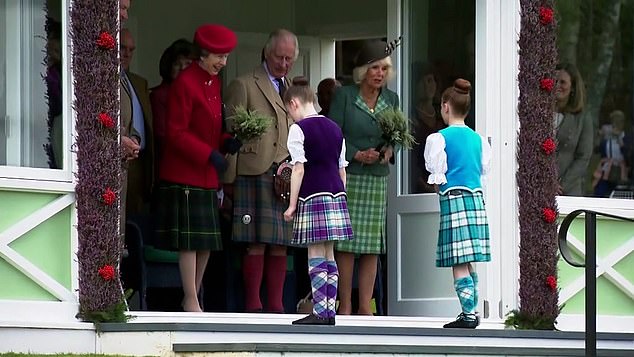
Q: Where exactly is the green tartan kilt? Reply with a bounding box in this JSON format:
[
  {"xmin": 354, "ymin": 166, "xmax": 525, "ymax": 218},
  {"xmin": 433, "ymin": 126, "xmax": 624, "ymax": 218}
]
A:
[
  {"xmin": 436, "ymin": 190, "xmax": 490, "ymax": 267},
  {"xmin": 336, "ymin": 173, "xmax": 387, "ymax": 254},
  {"xmin": 232, "ymin": 167, "xmax": 294, "ymax": 246},
  {"xmin": 154, "ymin": 182, "xmax": 222, "ymax": 251}
]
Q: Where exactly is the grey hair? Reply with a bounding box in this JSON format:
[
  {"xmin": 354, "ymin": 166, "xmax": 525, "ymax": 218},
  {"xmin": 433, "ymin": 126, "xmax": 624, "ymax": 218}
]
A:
[
  {"xmin": 263, "ymin": 29, "xmax": 299, "ymax": 61},
  {"xmin": 352, "ymin": 56, "xmax": 394, "ymax": 84}
]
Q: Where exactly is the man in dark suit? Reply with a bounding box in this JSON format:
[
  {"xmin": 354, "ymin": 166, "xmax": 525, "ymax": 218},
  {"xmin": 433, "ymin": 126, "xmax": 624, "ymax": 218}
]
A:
[
  {"xmin": 120, "ymin": 28, "xmax": 154, "ymax": 220},
  {"xmin": 224, "ymin": 29, "xmax": 298, "ymax": 313}
]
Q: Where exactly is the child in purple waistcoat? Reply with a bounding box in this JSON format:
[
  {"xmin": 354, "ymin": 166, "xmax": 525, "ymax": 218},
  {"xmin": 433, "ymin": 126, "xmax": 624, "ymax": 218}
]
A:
[{"xmin": 282, "ymin": 77, "xmax": 353, "ymax": 325}]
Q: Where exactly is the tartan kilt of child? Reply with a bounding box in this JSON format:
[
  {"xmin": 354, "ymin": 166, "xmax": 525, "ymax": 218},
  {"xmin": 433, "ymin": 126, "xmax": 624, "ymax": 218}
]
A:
[
  {"xmin": 232, "ymin": 166, "xmax": 294, "ymax": 245},
  {"xmin": 336, "ymin": 173, "xmax": 387, "ymax": 254},
  {"xmin": 292, "ymin": 192, "xmax": 353, "ymax": 245},
  {"xmin": 154, "ymin": 182, "xmax": 222, "ymax": 251},
  {"xmin": 436, "ymin": 190, "xmax": 490, "ymax": 267}
]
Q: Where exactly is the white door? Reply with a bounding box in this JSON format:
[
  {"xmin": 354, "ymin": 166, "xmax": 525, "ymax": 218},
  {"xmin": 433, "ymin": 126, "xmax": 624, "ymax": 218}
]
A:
[{"xmin": 387, "ymin": 0, "xmax": 512, "ymax": 320}]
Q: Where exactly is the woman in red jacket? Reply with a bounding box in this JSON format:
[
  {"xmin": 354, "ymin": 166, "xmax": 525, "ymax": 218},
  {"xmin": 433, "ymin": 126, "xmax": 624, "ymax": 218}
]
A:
[{"xmin": 154, "ymin": 24, "xmax": 241, "ymax": 312}]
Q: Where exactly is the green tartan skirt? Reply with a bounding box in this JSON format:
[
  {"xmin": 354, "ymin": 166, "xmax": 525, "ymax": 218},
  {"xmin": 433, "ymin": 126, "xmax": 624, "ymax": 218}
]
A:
[
  {"xmin": 154, "ymin": 182, "xmax": 222, "ymax": 251},
  {"xmin": 232, "ymin": 167, "xmax": 294, "ymax": 246},
  {"xmin": 335, "ymin": 173, "xmax": 387, "ymax": 254}
]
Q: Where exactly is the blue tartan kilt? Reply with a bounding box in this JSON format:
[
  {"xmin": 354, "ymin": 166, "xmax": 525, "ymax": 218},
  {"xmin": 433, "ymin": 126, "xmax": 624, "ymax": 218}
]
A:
[
  {"xmin": 292, "ymin": 192, "xmax": 353, "ymax": 245},
  {"xmin": 436, "ymin": 190, "xmax": 491, "ymax": 267}
]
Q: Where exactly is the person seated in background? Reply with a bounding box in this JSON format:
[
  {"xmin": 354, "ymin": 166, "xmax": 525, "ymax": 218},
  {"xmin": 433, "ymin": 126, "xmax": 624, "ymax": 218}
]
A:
[
  {"xmin": 593, "ymin": 110, "xmax": 631, "ymax": 197},
  {"xmin": 317, "ymin": 78, "xmax": 341, "ymax": 117},
  {"xmin": 150, "ymin": 39, "xmax": 198, "ymax": 166}
]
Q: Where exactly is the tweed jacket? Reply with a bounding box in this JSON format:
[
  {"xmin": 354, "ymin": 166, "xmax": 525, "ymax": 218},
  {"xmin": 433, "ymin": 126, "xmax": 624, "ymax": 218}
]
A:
[
  {"xmin": 328, "ymin": 84, "xmax": 400, "ymax": 176},
  {"xmin": 123, "ymin": 71, "xmax": 155, "ymax": 214},
  {"xmin": 223, "ymin": 64, "xmax": 292, "ymax": 181},
  {"xmin": 556, "ymin": 111, "xmax": 594, "ymax": 196}
]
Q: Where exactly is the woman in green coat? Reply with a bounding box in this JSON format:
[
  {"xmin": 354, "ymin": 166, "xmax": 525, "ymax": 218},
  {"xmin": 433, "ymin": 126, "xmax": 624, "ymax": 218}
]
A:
[{"xmin": 329, "ymin": 40, "xmax": 399, "ymax": 315}]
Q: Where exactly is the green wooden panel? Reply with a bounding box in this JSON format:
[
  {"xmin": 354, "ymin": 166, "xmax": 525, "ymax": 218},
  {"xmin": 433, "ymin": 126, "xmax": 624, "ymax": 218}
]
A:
[
  {"xmin": 0, "ymin": 191, "xmax": 72, "ymax": 300},
  {"xmin": 9, "ymin": 207, "xmax": 72, "ymax": 290},
  {"xmin": 0, "ymin": 259, "xmax": 57, "ymax": 300},
  {"xmin": 0, "ymin": 191, "xmax": 58, "ymax": 232},
  {"xmin": 559, "ymin": 217, "xmax": 634, "ymax": 315}
]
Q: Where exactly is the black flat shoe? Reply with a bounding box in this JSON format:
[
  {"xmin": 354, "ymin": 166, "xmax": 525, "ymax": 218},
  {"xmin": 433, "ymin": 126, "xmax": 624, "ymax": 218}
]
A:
[
  {"xmin": 292, "ymin": 313, "xmax": 330, "ymax": 325},
  {"xmin": 443, "ymin": 313, "xmax": 478, "ymax": 329}
]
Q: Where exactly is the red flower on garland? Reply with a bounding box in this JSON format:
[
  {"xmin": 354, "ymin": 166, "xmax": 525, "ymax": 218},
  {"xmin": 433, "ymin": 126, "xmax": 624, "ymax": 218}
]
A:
[
  {"xmin": 541, "ymin": 138, "xmax": 556, "ymax": 155},
  {"xmin": 542, "ymin": 207, "xmax": 557, "ymax": 223},
  {"xmin": 539, "ymin": 6, "xmax": 554, "ymax": 25},
  {"xmin": 546, "ymin": 275, "xmax": 557, "ymax": 291},
  {"xmin": 98, "ymin": 265, "xmax": 115, "ymax": 281},
  {"xmin": 98, "ymin": 113, "xmax": 115, "ymax": 129},
  {"xmin": 540, "ymin": 78, "xmax": 555, "ymax": 92},
  {"xmin": 96, "ymin": 32, "xmax": 116, "ymax": 50},
  {"xmin": 102, "ymin": 187, "xmax": 116, "ymax": 205}
]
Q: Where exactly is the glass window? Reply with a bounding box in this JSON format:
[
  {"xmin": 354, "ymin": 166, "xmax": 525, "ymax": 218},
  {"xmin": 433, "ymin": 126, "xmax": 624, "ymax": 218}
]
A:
[
  {"xmin": 405, "ymin": 0, "xmax": 475, "ymax": 194},
  {"xmin": 0, "ymin": 0, "xmax": 64, "ymax": 170},
  {"xmin": 555, "ymin": 0, "xmax": 634, "ymax": 198}
]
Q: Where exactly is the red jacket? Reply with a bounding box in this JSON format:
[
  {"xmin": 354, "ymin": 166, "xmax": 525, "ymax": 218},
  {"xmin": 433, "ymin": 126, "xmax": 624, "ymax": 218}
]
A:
[{"xmin": 159, "ymin": 62, "xmax": 229, "ymax": 189}]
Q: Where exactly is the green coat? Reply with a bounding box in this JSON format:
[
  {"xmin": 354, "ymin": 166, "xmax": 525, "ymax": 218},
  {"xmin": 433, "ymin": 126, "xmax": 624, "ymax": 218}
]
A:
[{"xmin": 328, "ymin": 85, "xmax": 400, "ymax": 176}]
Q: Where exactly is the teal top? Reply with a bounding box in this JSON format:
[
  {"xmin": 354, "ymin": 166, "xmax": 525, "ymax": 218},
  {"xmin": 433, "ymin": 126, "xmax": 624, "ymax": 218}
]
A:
[{"xmin": 328, "ymin": 84, "xmax": 400, "ymax": 176}]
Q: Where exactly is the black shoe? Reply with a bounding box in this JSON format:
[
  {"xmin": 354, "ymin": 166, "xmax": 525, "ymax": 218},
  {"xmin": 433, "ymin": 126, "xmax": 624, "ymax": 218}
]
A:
[
  {"xmin": 329, "ymin": 316, "xmax": 336, "ymax": 325},
  {"xmin": 292, "ymin": 313, "xmax": 331, "ymax": 325},
  {"xmin": 443, "ymin": 313, "xmax": 478, "ymax": 329}
]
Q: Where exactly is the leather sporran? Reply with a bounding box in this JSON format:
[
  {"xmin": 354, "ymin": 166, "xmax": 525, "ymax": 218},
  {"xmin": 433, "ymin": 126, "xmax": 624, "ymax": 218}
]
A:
[{"xmin": 273, "ymin": 161, "xmax": 292, "ymax": 203}]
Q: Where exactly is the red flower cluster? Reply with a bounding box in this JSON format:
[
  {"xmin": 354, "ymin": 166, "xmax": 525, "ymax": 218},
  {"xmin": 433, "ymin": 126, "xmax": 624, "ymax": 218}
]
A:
[
  {"xmin": 542, "ymin": 207, "xmax": 557, "ymax": 223},
  {"xmin": 98, "ymin": 265, "xmax": 115, "ymax": 280},
  {"xmin": 539, "ymin": 6, "xmax": 554, "ymax": 25},
  {"xmin": 98, "ymin": 113, "xmax": 115, "ymax": 129},
  {"xmin": 540, "ymin": 78, "xmax": 555, "ymax": 92},
  {"xmin": 102, "ymin": 187, "xmax": 116, "ymax": 205},
  {"xmin": 541, "ymin": 138, "xmax": 556, "ymax": 155},
  {"xmin": 546, "ymin": 275, "xmax": 557, "ymax": 291},
  {"xmin": 96, "ymin": 32, "xmax": 116, "ymax": 50}
]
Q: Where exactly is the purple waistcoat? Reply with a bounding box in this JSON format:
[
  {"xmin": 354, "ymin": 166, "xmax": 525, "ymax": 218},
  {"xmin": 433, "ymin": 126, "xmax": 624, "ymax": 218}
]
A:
[{"xmin": 297, "ymin": 116, "xmax": 345, "ymax": 198}]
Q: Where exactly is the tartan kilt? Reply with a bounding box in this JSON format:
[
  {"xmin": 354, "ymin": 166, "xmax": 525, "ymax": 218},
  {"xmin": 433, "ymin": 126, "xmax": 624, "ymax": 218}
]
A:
[
  {"xmin": 232, "ymin": 167, "xmax": 294, "ymax": 246},
  {"xmin": 154, "ymin": 182, "xmax": 222, "ymax": 251},
  {"xmin": 336, "ymin": 173, "xmax": 387, "ymax": 254},
  {"xmin": 436, "ymin": 190, "xmax": 490, "ymax": 267},
  {"xmin": 292, "ymin": 192, "xmax": 353, "ymax": 245}
]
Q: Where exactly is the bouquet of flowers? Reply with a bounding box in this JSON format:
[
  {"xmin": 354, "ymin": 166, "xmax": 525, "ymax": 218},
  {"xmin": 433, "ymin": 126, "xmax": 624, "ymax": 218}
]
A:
[
  {"xmin": 376, "ymin": 107, "xmax": 417, "ymax": 149},
  {"xmin": 229, "ymin": 105, "xmax": 273, "ymax": 141}
]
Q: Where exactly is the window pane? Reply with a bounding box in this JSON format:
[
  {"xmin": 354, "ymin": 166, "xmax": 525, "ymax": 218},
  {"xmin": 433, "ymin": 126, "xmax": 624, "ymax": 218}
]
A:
[
  {"xmin": 0, "ymin": 0, "xmax": 63, "ymax": 169},
  {"xmin": 555, "ymin": 0, "xmax": 634, "ymax": 198},
  {"xmin": 406, "ymin": 0, "xmax": 475, "ymax": 194}
]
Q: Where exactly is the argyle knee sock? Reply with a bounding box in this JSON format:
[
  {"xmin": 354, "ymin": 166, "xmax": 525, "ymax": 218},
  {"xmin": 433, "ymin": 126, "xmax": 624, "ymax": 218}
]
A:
[
  {"xmin": 308, "ymin": 257, "xmax": 329, "ymax": 319},
  {"xmin": 264, "ymin": 255, "xmax": 287, "ymax": 313},
  {"xmin": 242, "ymin": 254, "xmax": 264, "ymax": 312},
  {"xmin": 326, "ymin": 260, "xmax": 339, "ymax": 318},
  {"xmin": 454, "ymin": 276, "xmax": 476, "ymax": 316},
  {"xmin": 470, "ymin": 272, "xmax": 479, "ymax": 311}
]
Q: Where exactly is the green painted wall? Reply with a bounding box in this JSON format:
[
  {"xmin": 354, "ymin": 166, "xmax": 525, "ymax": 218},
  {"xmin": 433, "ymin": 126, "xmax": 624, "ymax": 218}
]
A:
[
  {"xmin": 0, "ymin": 191, "xmax": 72, "ymax": 301},
  {"xmin": 558, "ymin": 218, "xmax": 634, "ymax": 315}
]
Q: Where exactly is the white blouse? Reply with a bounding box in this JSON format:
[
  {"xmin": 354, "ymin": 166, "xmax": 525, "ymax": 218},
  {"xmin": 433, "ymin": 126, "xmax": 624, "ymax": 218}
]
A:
[
  {"xmin": 423, "ymin": 129, "xmax": 491, "ymax": 186},
  {"xmin": 287, "ymin": 122, "xmax": 348, "ymax": 168}
]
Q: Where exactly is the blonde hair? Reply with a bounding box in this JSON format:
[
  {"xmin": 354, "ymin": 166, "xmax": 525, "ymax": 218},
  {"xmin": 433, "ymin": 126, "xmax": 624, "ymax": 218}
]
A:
[{"xmin": 352, "ymin": 56, "xmax": 394, "ymax": 84}]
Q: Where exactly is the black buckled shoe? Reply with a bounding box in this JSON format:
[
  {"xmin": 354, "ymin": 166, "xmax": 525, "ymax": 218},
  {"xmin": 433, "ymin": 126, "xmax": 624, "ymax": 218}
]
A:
[
  {"xmin": 443, "ymin": 313, "xmax": 478, "ymax": 329},
  {"xmin": 292, "ymin": 313, "xmax": 331, "ymax": 325}
]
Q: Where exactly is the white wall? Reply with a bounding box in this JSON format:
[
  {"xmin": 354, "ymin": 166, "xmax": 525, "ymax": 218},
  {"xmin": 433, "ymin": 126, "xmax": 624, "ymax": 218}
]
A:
[{"xmin": 127, "ymin": 0, "xmax": 385, "ymax": 86}]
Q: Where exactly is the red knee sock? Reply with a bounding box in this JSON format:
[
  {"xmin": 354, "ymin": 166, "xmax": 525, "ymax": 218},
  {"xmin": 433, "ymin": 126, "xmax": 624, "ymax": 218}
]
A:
[
  {"xmin": 242, "ymin": 254, "xmax": 264, "ymax": 312},
  {"xmin": 265, "ymin": 255, "xmax": 287, "ymax": 313}
]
